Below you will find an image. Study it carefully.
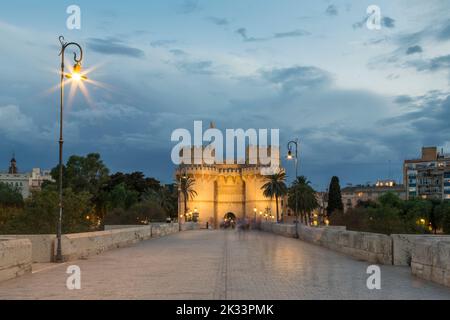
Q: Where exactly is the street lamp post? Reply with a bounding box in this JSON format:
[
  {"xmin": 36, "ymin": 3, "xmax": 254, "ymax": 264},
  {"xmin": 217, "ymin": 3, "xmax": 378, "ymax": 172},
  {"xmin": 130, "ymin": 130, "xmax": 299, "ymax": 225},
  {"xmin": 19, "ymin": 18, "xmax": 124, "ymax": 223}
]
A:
[
  {"xmin": 287, "ymin": 139, "xmax": 299, "ymax": 239},
  {"xmin": 178, "ymin": 166, "xmax": 188, "ymax": 231},
  {"xmin": 55, "ymin": 36, "xmax": 87, "ymax": 263}
]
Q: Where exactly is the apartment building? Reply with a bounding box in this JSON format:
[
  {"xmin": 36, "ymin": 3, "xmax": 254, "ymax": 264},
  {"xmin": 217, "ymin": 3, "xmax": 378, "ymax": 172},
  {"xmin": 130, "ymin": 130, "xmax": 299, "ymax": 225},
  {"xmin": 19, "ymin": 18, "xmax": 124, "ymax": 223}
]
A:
[{"xmin": 404, "ymin": 147, "xmax": 450, "ymax": 200}]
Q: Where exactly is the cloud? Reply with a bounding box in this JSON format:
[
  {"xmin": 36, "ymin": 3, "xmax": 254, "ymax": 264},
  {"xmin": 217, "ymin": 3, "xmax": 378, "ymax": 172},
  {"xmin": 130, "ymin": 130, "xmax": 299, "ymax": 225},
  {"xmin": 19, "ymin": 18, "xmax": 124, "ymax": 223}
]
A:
[
  {"xmin": 383, "ymin": 92, "xmax": 450, "ymax": 146},
  {"xmin": 236, "ymin": 28, "xmax": 310, "ymax": 42},
  {"xmin": 437, "ymin": 20, "xmax": 450, "ymax": 40},
  {"xmin": 86, "ymin": 38, "xmax": 145, "ymax": 58},
  {"xmin": 71, "ymin": 103, "xmax": 144, "ymax": 123},
  {"xmin": 176, "ymin": 60, "xmax": 213, "ymax": 75},
  {"xmin": 206, "ymin": 16, "xmax": 229, "ymax": 26},
  {"xmin": 394, "ymin": 95, "xmax": 414, "ymax": 104},
  {"xmin": 177, "ymin": 0, "xmax": 201, "ymax": 14},
  {"xmin": 382, "ymin": 17, "xmax": 396, "ymax": 29},
  {"xmin": 406, "ymin": 54, "xmax": 450, "ymax": 72},
  {"xmin": 406, "ymin": 45, "xmax": 423, "ymax": 55},
  {"xmin": 236, "ymin": 28, "xmax": 265, "ymax": 42},
  {"xmin": 170, "ymin": 49, "xmax": 188, "ymax": 57},
  {"xmin": 353, "ymin": 15, "xmax": 395, "ymax": 29},
  {"xmin": 0, "ymin": 105, "xmax": 36, "ymax": 140},
  {"xmin": 274, "ymin": 30, "xmax": 310, "ymax": 38},
  {"xmin": 262, "ymin": 66, "xmax": 332, "ymax": 92},
  {"xmin": 150, "ymin": 40, "xmax": 177, "ymax": 48},
  {"xmin": 325, "ymin": 4, "xmax": 338, "ymax": 16},
  {"xmin": 394, "ymin": 19, "xmax": 450, "ymax": 49}
]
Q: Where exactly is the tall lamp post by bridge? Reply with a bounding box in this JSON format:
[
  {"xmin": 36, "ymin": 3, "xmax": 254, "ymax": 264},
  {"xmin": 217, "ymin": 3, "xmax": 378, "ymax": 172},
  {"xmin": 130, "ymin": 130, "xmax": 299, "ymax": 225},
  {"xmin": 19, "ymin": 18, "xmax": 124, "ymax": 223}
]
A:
[
  {"xmin": 177, "ymin": 166, "xmax": 187, "ymax": 231},
  {"xmin": 56, "ymin": 36, "xmax": 87, "ymax": 263},
  {"xmin": 287, "ymin": 139, "xmax": 299, "ymax": 239}
]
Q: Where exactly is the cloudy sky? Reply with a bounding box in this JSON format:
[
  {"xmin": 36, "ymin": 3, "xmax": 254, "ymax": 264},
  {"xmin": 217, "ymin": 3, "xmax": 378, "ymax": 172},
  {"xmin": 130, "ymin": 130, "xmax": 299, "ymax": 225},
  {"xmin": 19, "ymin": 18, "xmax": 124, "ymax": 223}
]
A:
[{"xmin": 1, "ymin": 0, "xmax": 449, "ymax": 189}]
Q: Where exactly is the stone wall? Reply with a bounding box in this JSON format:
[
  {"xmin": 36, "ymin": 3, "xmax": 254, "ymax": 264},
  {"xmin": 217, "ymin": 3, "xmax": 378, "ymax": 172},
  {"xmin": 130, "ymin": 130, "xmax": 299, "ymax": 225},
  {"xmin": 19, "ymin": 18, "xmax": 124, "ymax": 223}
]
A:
[
  {"xmin": 104, "ymin": 225, "xmax": 144, "ymax": 230},
  {"xmin": 0, "ymin": 238, "xmax": 32, "ymax": 282},
  {"xmin": 392, "ymin": 234, "xmax": 450, "ymax": 266},
  {"xmin": 260, "ymin": 222, "xmax": 297, "ymax": 237},
  {"xmin": 3, "ymin": 235, "xmax": 55, "ymax": 263},
  {"xmin": 180, "ymin": 222, "xmax": 202, "ymax": 231},
  {"xmin": 411, "ymin": 240, "xmax": 450, "ymax": 287},
  {"xmin": 58, "ymin": 223, "xmax": 179, "ymax": 261},
  {"xmin": 260, "ymin": 222, "xmax": 392, "ymax": 265},
  {"xmin": 3, "ymin": 223, "xmax": 179, "ymax": 264}
]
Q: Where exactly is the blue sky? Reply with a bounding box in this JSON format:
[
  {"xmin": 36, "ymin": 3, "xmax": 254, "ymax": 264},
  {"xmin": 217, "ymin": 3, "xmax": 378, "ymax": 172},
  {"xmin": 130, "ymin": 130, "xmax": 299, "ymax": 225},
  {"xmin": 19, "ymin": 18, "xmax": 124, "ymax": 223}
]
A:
[{"xmin": 0, "ymin": 0, "xmax": 449, "ymax": 189}]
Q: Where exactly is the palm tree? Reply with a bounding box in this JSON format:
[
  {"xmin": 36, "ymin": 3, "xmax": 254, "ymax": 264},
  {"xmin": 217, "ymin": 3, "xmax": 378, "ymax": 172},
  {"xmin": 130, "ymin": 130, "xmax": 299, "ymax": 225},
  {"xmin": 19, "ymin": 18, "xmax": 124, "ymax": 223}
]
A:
[
  {"xmin": 261, "ymin": 170, "xmax": 287, "ymax": 223},
  {"xmin": 177, "ymin": 176, "xmax": 198, "ymax": 220},
  {"xmin": 288, "ymin": 176, "xmax": 318, "ymax": 224}
]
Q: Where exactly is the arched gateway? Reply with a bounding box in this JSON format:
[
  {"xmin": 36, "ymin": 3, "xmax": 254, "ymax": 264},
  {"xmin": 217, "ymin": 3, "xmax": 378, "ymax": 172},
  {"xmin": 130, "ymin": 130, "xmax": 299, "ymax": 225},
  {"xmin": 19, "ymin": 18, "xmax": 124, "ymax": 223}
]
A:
[{"xmin": 224, "ymin": 212, "xmax": 236, "ymax": 222}]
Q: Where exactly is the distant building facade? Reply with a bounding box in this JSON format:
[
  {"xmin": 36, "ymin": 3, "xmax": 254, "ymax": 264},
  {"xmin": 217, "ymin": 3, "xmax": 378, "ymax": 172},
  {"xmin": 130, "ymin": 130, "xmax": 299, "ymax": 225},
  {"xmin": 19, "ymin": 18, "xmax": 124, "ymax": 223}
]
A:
[
  {"xmin": 0, "ymin": 156, "xmax": 54, "ymax": 199},
  {"xmin": 341, "ymin": 179, "xmax": 406, "ymax": 212},
  {"xmin": 404, "ymin": 146, "xmax": 450, "ymax": 200}
]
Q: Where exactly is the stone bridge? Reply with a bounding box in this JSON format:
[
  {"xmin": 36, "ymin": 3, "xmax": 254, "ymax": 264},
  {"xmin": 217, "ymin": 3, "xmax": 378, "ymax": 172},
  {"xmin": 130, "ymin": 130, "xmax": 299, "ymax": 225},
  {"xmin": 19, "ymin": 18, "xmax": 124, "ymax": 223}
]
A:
[{"xmin": 1, "ymin": 229, "xmax": 450, "ymax": 300}]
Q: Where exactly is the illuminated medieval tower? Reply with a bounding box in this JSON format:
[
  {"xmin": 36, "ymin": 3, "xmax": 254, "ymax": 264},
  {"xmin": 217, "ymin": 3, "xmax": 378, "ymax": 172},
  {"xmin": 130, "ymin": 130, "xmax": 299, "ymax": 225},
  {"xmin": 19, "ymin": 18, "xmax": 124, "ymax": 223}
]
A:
[{"xmin": 175, "ymin": 142, "xmax": 282, "ymax": 229}]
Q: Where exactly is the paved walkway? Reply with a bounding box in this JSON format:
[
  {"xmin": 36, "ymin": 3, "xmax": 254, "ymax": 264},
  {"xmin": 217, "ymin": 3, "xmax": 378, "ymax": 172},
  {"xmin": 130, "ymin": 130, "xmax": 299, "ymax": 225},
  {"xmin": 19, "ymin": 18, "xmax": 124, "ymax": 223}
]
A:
[{"xmin": 1, "ymin": 230, "xmax": 450, "ymax": 300}]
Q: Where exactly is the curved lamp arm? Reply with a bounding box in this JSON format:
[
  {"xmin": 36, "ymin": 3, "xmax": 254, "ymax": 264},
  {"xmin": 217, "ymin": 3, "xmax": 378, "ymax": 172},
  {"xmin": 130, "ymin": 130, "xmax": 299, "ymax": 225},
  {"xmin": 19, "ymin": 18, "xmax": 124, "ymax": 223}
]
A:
[
  {"xmin": 287, "ymin": 140, "xmax": 299, "ymax": 158},
  {"xmin": 59, "ymin": 36, "xmax": 83, "ymax": 65}
]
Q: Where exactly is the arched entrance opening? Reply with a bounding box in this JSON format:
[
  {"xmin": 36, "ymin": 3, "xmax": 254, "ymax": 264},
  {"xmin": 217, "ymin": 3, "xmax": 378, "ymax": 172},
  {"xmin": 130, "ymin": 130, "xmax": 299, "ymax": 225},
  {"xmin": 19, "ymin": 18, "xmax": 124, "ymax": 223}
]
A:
[
  {"xmin": 221, "ymin": 212, "xmax": 237, "ymax": 229},
  {"xmin": 224, "ymin": 212, "xmax": 236, "ymax": 221}
]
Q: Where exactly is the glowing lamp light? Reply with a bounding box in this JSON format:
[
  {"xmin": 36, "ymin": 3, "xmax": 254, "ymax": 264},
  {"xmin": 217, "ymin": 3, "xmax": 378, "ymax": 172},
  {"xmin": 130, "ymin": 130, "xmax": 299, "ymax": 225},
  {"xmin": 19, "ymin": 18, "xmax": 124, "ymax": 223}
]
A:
[
  {"xmin": 66, "ymin": 63, "xmax": 87, "ymax": 81},
  {"xmin": 287, "ymin": 149, "xmax": 293, "ymax": 160}
]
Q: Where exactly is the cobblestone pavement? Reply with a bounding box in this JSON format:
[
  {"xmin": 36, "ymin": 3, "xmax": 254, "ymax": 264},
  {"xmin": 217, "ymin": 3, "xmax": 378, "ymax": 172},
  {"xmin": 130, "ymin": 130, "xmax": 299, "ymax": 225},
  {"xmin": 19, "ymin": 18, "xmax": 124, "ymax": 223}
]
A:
[{"xmin": 1, "ymin": 230, "xmax": 450, "ymax": 300}]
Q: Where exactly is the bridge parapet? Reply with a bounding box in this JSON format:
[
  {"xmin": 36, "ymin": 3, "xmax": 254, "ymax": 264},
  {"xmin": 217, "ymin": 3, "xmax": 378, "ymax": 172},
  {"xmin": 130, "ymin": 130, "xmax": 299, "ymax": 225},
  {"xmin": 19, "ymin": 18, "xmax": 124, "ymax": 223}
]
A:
[
  {"xmin": 0, "ymin": 238, "xmax": 32, "ymax": 282},
  {"xmin": 412, "ymin": 240, "xmax": 450, "ymax": 288},
  {"xmin": 260, "ymin": 222, "xmax": 392, "ymax": 265}
]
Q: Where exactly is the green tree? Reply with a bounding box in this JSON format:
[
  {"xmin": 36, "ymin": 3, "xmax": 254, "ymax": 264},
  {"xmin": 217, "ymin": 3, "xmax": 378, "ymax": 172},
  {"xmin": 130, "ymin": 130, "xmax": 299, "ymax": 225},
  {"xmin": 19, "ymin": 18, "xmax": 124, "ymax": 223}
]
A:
[
  {"xmin": 442, "ymin": 205, "xmax": 450, "ymax": 234},
  {"xmin": 0, "ymin": 188, "xmax": 93, "ymax": 235},
  {"xmin": 261, "ymin": 170, "xmax": 287, "ymax": 223},
  {"xmin": 51, "ymin": 153, "xmax": 110, "ymax": 195},
  {"xmin": 106, "ymin": 183, "xmax": 139, "ymax": 210},
  {"xmin": 367, "ymin": 205, "xmax": 405, "ymax": 235},
  {"xmin": 378, "ymin": 192, "xmax": 403, "ymax": 209},
  {"xmin": 434, "ymin": 202, "xmax": 450, "ymax": 234},
  {"xmin": 0, "ymin": 182, "xmax": 23, "ymax": 208},
  {"xmin": 402, "ymin": 199, "xmax": 432, "ymax": 233},
  {"xmin": 288, "ymin": 176, "xmax": 319, "ymax": 224},
  {"xmin": 329, "ymin": 207, "xmax": 370, "ymax": 231},
  {"xmin": 107, "ymin": 172, "xmax": 161, "ymax": 199},
  {"xmin": 327, "ymin": 176, "xmax": 343, "ymax": 217}
]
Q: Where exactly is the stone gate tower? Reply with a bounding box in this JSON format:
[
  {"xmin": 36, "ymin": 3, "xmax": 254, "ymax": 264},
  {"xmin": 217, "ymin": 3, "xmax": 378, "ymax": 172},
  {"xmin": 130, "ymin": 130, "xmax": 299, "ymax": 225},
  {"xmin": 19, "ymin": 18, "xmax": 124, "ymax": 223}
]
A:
[{"xmin": 175, "ymin": 146, "xmax": 282, "ymax": 228}]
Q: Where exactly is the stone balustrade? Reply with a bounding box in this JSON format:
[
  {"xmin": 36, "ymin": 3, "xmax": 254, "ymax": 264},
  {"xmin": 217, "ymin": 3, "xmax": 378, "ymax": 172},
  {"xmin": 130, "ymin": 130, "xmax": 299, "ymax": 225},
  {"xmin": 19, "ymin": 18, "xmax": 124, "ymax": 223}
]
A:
[
  {"xmin": 59, "ymin": 223, "xmax": 179, "ymax": 261},
  {"xmin": 4, "ymin": 235, "xmax": 56, "ymax": 263},
  {"xmin": 260, "ymin": 222, "xmax": 393, "ymax": 265},
  {"xmin": 1, "ymin": 223, "xmax": 179, "ymax": 267},
  {"xmin": 180, "ymin": 222, "xmax": 202, "ymax": 231},
  {"xmin": 0, "ymin": 238, "xmax": 32, "ymax": 282},
  {"xmin": 391, "ymin": 234, "xmax": 450, "ymax": 266},
  {"xmin": 411, "ymin": 240, "xmax": 450, "ymax": 287}
]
